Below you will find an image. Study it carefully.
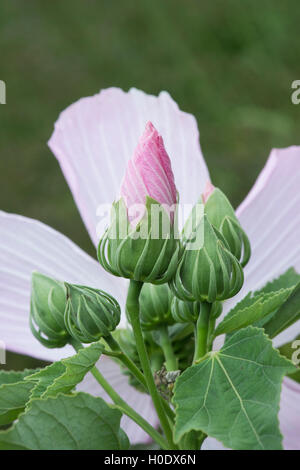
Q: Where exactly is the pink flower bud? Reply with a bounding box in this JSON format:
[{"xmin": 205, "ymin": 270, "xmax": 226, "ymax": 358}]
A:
[
  {"xmin": 202, "ymin": 181, "xmax": 215, "ymax": 204},
  {"xmin": 120, "ymin": 122, "xmax": 177, "ymax": 226}
]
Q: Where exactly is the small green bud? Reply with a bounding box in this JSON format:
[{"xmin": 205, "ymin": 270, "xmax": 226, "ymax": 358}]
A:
[
  {"xmin": 139, "ymin": 283, "xmax": 174, "ymax": 331},
  {"xmin": 170, "ymin": 214, "xmax": 244, "ymax": 303},
  {"xmin": 171, "ymin": 297, "xmax": 222, "ymax": 324},
  {"xmin": 30, "ymin": 272, "xmax": 70, "ymax": 348},
  {"xmin": 203, "ymin": 185, "xmax": 251, "ymax": 267},
  {"xmin": 98, "ymin": 198, "xmax": 181, "ymax": 284},
  {"xmin": 64, "ymin": 283, "xmax": 120, "ymax": 343},
  {"xmin": 171, "ymin": 297, "xmax": 200, "ymax": 323}
]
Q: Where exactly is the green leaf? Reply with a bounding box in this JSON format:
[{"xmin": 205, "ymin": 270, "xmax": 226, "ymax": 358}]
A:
[
  {"xmin": 255, "ymin": 268, "xmax": 300, "ymax": 294},
  {"xmin": 215, "ymin": 288, "xmax": 293, "ymax": 336},
  {"xmin": 0, "ymin": 392, "xmax": 129, "ymax": 450},
  {"xmin": 0, "ymin": 368, "xmax": 39, "ymax": 386},
  {"xmin": 263, "ymin": 282, "xmax": 300, "ymax": 339},
  {"xmin": 0, "ymin": 342, "xmax": 104, "ymax": 427},
  {"xmin": 0, "ymin": 369, "xmax": 38, "ymax": 425},
  {"xmin": 25, "ymin": 342, "xmax": 104, "ymax": 399},
  {"xmin": 173, "ymin": 327, "xmax": 296, "ymax": 450}
]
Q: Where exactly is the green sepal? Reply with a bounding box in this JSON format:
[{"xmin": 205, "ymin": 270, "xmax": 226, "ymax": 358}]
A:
[
  {"xmin": 30, "ymin": 272, "xmax": 70, "ymax": 348},
  {"xmin": 98, "ymin": 197, "xmax": 181, "ymax": 284},
  {"xmin": 64, "ymin": 283, "xmax": 120, "ymax": 343},
  {"xmin": 171, "ymin": 297, "xmax": 222, "ymax": 324},
  {"xmin": 204, "ymin": 188, "xmax": 251, "ymax": 267},
  {"xmin": 170, "ymin": 215, "xmax": 244, "ymax": 303},
  {"xmin": 139, "ymin": 283, "xmax": 174, "ymax": 330}
]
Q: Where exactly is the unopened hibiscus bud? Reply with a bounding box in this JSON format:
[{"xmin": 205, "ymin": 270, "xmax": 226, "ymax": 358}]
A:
[
  {"xmin": 202, "ymin": 182, "xmax": 251, "ymax": 267},
  {"xmin": 30, "ymin": 272, "xmax": 70, "ymax": 348},
  {"xmin": 170, "ymin": 214, "xmax": 244, "ymax": 303},
  {"xmin": 98, "ymin": 122, "xmax": 181, "ymax": 284},
  {"xmin": 139, "ymin": 283, "xmax": 174, "ymax": 331},
  {"xmin": 64, "ymin": 283, "xmax": 120, "ymax": 343},
  {"xmin": 171, "ymin": 297, "xmax": 222, "ymax": 324}
]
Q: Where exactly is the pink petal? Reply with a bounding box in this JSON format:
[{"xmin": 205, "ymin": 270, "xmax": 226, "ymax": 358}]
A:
[
  {"xmin": 48, "ymin": 88, "xmax": 209, "ymax": 244},
  {"xmin": 120, "ymin": 122, "xmax": 177, "ymax": 225},
  {"xmin": 222, "ymin": 147, "xmax": 300, "ymax": 348},
  {"xmin": 77, "ymin": 355, "xmax": 158, "ymax": 445},
  {"xmin": 0, "ymin": 211, "xmax": 127, "ymax": 362},
  {"xmin": 202, "ymin": 180, "xmax": 215, "ymax": 204}
]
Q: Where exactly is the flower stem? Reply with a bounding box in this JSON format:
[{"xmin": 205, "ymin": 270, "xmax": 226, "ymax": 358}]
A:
[
  {"xmin": 104, "ymin": 333, "xmax": 147, "ymax": 390},
  {"xmin": 193, "ymin": 302, "xmax": 211, "ymax": 363},
  {"xmin": 70, "ymin": 339, "xmax": 168, "ymax": 450},
  {"xmin": 104, "ymin": 333, "xmax": 175, "ymax": 422},
  {"xmin": 126, "ymin": 280, "xmax": 176, "ymax": 449},
  {"xmin": 159, "ymin": 326, "xmax": 178, "ymax": 371}
]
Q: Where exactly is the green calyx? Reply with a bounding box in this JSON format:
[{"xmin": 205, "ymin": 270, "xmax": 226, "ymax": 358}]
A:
[
  {"xmin": 204, "ymin": 188, "xmax": 251, "ymax": 267},
  {"xmin": 171, "ymin": 297, "xmax": 222, "ymax": 324},
  {"xmin": 170, "ymin": 214, "xmax": 244, "ymax": 303},
  {"xmin": 98, "ymin": 197, "xmax": 181, "ymax": 284},
  {"xmin": 64, "ymin": 283, "xmax": 121, "ymax": 343},
  {"xmin": 139, "ymin": 283, "xmax": 174, "ymax": 331},
  {"xmin": 30, "ymin": 272, "xmax": 70, "ymax": 348}
]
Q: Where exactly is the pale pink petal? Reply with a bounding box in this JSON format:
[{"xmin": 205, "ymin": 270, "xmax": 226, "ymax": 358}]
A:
[
  {"xmin": 0, "ymin": 211, "xmax": 127, "ymax": 362},
  {"xmin": 279, "ymin": 378, "xmax": 300, "ymax": 450},
  {"xmin": 202, "ymin": 437, "xmax": 227, "ymax": 450},
  {"xmin": 77, "ymin": 355, "xmax": 158, "ymax": 445},
  {"xmin": 48, "ymin": 88, "xmax": 209, "ymax": 244},
  {"xmin": 221, "ymin": 147, "xmax": 300, "ymax": 348},
  {"xmin": 213, "ymin": 147, "xmax": 300, "ymax": 451}
]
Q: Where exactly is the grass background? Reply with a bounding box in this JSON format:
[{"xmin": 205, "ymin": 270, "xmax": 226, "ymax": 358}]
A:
[{"xmin": 0, "ymin": 0, "xmax": 299, "ymax": 369}]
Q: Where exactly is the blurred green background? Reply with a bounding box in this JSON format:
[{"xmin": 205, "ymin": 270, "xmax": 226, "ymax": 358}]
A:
[{"xmin": 0, "ymin": 0, "xmax": 299, "ymax": 370}]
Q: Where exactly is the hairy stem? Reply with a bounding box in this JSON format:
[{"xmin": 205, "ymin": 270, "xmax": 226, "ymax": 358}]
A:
[
  {"xmin": 103, "ymin": 333, "xmax": 175, "ymax": 423},
  {"xmin": 159, "ymin": 326, "xmax": 178, "ymax": 371},
  {"xmin": 193, "ymin": 302, "xmax": 211, "ymax": 363},
  {"xmin": 126, "ymin": 280, "xmax": 176, "ymax": 449}
]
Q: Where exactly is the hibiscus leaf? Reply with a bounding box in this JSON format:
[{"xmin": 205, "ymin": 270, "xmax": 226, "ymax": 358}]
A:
[
  {"xmin": 215, "ymin": 288, "xmax": 293, "ymax": 336},
  {"xmin": 254, "ymin": 268, "xmax": 300, "ymax": 295},
  {"xmin": 25, "ymin": 342, "xmax": 104, "ymax": 399},
  {"xmin": 263, "ymin": 282, "xmax": 300, "ymax": 339},
  {"xmin": 173, "ymin": 327, "xmax": 296, "ymax": 449},
  {"xmin": 0, "ymin": 392, "xmax": 129, "ymax": 450},
  {"xmin": 0, "ymin": 369, "xmax": 39, "ymax": 425}
]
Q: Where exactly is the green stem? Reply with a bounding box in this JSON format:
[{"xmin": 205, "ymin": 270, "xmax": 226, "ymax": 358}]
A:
[
  {"xmin": 103, "ymin": 333, "xmax": 175, "ymax": 423},
  {"xmin": 104, "ymin": 334, "xmax": 147, "ymax": 391},
  {"xmin": 126, "ymin": 280, "xmax": 176, "ymax": 449},
  {"xmin": 207, "ymin": 316, "xmax": 216, "ymax": 352},
  {"xmin": 70, "ymin": 339, "xmax": 168, "ymax": 450},
  {"xmin": 159, "ymin": 326, "xmax": 178, "ymax": 371},
  {"xmin": 193, "ymin": 302, "xmax": 211, "ymax": 363}
]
